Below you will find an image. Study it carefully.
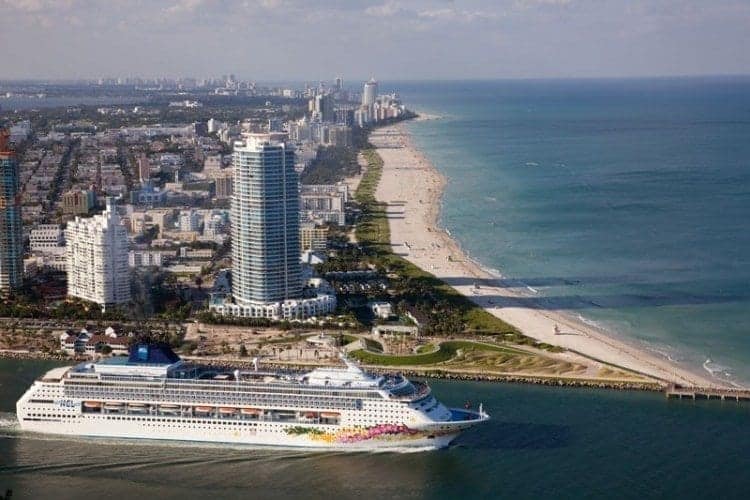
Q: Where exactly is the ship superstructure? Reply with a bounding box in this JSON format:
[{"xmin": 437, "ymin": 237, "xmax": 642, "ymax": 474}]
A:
[{"xmin": 16, "ymin": 343, "xmax": 488, "ymax": 450}]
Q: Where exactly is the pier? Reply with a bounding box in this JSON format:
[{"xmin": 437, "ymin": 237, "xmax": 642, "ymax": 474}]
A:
[{"xmin": 665, "ymin": 385, "xmax": 750, "ymax": 402}]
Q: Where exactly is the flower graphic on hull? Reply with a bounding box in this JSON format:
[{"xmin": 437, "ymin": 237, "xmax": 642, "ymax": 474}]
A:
[{"xmin": 286, "ymin": 424, "xmax": 448, "ymax": 444}]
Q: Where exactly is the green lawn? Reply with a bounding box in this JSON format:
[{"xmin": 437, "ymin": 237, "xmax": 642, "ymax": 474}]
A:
[{"xmin": 349, "ymin": 340, "xmax": 526, "ymax": 366}]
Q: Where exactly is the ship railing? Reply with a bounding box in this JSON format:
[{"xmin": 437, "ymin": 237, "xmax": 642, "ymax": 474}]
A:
[{"xmin": 65, "ymin": 377, "xmax": 382, "ymax": 400}]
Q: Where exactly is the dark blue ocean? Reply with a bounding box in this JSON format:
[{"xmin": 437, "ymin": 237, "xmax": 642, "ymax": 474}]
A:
[{"xmin": 390, "ymin": 78, "xmax": 750, "ymax": 385}]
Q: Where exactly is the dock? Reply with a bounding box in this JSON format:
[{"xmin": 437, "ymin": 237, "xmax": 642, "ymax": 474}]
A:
[{"xmin": 665, "ymin": 384, "xmax": 750, "ymax": 402}]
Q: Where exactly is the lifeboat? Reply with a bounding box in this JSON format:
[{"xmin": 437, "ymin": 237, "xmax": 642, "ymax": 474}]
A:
[
  {"xmin": 219, "ymin": 407, "xmax": 237, "ymax": 415},
  {"xmin": 194, "ymin": 406, "xmax": 213, "ymax": 414},
  {"xmin": 83, "ymin": 401, "xmax": 102, "ymax": 409},
  {"xmin": 320, "ymin": 412, "xmax": 340, "ymax": 419},
  {"xmin": 303, "ymin": 412, "xmax": 318, "ymax": 419},
  {"xmin": 159, "ymin": 405, "xmax": 180, "ymax": 414},
  {"xmin": 240, "ymin": 408, "xmax": 262, "ymax": 416},
  {"xmin": 128, "ymin": 403, "xmax": 148, "ymax": 413},
  {"xmin": 103, "ymin": 402, "xmax": 124, "ymax": 412}
]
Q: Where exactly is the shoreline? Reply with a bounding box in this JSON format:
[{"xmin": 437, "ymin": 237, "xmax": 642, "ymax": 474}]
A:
[{"xmin": 370, "ymin": 119, "xmax": 723, "ymax": 389}]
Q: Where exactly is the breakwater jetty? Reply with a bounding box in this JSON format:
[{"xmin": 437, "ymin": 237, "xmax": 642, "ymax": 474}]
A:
[{"xmin": 666, "ymin": 384, "xmax": 750, "ymax": 402}]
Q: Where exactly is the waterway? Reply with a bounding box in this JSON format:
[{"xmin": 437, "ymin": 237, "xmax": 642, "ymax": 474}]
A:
[{"xmin": 1, "ymin": 359, "xmax": 749, "ymax": 499}]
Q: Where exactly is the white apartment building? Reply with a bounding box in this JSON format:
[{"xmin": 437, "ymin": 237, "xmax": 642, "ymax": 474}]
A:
[
  {"xmin": 178, "ymin": 209, "xmax": 201, "ymax": 232},
  {"xmin": 30, "ymin": 224, "xmax": 65, "ymax": 254},
  {"xmin": 128, "ymin": 250, "xmax": 163, "ymax": 268},
  {"xmin": 65, "ymin": 198, "xmax": 131, "ymax": 310}
]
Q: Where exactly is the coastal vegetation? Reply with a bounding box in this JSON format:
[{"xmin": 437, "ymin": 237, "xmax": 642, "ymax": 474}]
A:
[
  {"xmin": 299, "ymin": 145, "xmax": 360, "ymax": 185},
  {"xmin": 350, "ymin": 340, "xmax": 524, "ymax": 366},
  {"xmin": 349, "ymin": 142, "xmax": 551, "ymax": 348}
]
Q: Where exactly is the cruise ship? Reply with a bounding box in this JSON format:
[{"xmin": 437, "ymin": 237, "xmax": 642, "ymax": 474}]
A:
[{"xmin": 16, "ymin": 343, "xmax": 489, "ymax": 450}]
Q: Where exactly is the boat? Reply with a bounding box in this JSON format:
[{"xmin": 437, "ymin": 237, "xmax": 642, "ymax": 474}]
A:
[{"xmin": 16, "ymin": 342, "xmax": 489, "ymax": 450}]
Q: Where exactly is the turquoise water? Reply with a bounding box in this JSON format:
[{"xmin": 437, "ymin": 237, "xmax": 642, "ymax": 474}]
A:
[
  {"xmin": 2, "ymin": 359, "xmax": 750, "ymax": 499},
  {"xmin": 391, "ymin": 78, "xmax": 750, "ymax": 385}
]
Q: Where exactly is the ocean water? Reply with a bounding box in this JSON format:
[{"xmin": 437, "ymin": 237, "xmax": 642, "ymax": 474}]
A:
[
  {"xmin": 390, "ymin": 78, "xmax": 750, "ymax": 385},
  {"xmin": 2, "ymin": 359, "xmax": 750, "ymax": 499}
]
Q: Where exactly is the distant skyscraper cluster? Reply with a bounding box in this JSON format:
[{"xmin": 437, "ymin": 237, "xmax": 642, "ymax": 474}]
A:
[
  {"xmin": 0, "ymin": 126, "xmax": 23, "ymax": 292},
  {"xmin": 355, "ymin": 78, "xmax": 407, "ymax": 127}
]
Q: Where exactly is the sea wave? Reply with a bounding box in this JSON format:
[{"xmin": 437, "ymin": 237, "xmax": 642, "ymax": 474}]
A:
[
  {"xmin": 575, "ymin": 314, "xmax": 602, "ymax": 329},
  {"xmin": 703, "ymin": 358, "xmax": 733, "ymax": 378}
]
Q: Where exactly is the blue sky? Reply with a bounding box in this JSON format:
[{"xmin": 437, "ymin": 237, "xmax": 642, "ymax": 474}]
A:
[{"xmin": 1, "ymin": 0, "xmax": 749, "ymax": 80}]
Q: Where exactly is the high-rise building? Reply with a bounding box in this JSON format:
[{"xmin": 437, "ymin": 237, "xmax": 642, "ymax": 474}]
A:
[
  {"xmin": 362, "ymin": 78, "xmax": 378, "ymax": 107},
  {"xmin": 231, "ymin": 133, "xmax": 302, "ymax": 305},
  {"xmin": 335, "ymin": 76, "xmax": 343, "ymax": 91},
  {"xmin": 137, "ymin": 155, "xmax": 150, "ymax": 184},
  {"xmin": 212, "ymin": 133, "xmax": 336, "ymax": 319},
  {"xmin": 213, "ymin": 173, "xmax": 233, "ymax": 199},
  {"xmin": 65, "ymin": 197, "xmax": 130, "ymax": 310},
  {"xmin": 311, "ymin": 94, "xmax": 335, "ymax": 123},
  {"xmin": 0, "ymin": 126, "xmax": 23, "ymax": 292}
]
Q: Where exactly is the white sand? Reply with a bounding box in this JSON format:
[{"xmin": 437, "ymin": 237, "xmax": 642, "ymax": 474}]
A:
[{"xmin": 371, "ymin": 122, "xmax": 720, "ymax": 387}]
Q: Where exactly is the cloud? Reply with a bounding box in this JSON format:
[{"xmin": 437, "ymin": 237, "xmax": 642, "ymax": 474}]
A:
[
  {"xmin": 1, "ymin": 0, "xmax": 749, "ymax": 80},
  {"xmin": 417, "ymin": 7, "xmax": 499, "ymax": 22},
  {"xmin": 364, "ymin": 1, "xmax": 403, "ymax": 17},
  {"xmin": 164, "ymin": 0, "xmax": 207, "ymax": 14}
]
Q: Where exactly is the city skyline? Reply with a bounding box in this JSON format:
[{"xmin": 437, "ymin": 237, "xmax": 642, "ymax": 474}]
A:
[{"xmin": 1, "ymin": 1, "xmax": 749, "ymax": 81}]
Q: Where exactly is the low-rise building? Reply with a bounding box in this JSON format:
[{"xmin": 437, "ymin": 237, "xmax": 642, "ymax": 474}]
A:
[
  {"xmin": 369, "ymin": 301, "xmax": 393, "ymax": 319},
  {"xmin": 62, "ymin": 189, "xmax": 96, "ymax": 215},
  {"xmin": 29, "ymin": 224, "xmax": 65, "ymax": 253},
  {"xmin": 300, "ymin": 225, "xmax": 328, "ymax": 252},
  {"xmin": 128, "ymin": 250, "xmax": 164, "ymax": 267}
]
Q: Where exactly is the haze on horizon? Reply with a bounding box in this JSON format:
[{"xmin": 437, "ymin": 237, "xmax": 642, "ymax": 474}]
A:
[{"xmin": 1, "ymin": 0, "xmax": 749, "ymax": 81}]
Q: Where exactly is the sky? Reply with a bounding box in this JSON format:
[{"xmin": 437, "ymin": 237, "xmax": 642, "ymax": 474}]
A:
[{"xmin": 1, "ymin": 0, "xmax": 749, "ymax": 81}]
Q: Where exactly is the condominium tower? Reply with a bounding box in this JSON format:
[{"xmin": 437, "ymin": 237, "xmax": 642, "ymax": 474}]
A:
[
  {"xmin": 0, "ymin": 126, "xmax": 23, "ymax": 292},
  {"xmin": 231, "ymin": 133, "xmax": 302, "ymax": 305},
  {"xmin": 362, "ymin": 78, "xmax": 378, "ymax": 107},
  {"xmin": 65, "ymin": 197, "xmax": 130, "ymax": 310},
  {"xmin": 213, "ymin": 133, "xmax": 335, "ymax": 319}
]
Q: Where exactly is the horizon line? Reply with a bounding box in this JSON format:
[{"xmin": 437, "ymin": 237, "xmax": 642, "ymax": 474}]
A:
[{"xmin": 2, "ymin": 73, "xmax": 750, "ymax": 85}]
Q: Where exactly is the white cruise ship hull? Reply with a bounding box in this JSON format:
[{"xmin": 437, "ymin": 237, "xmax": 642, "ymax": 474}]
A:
[
  {"xmin": 16, "ymin": 346, "xmax": 489, "ymax": 452},
  {"xmin": 17, "ymin": 391, "xmax": 481, "ymax": 451},
  {"xmin": 17, "ymin": 415, "xmax": 460, "ymax": 450}
]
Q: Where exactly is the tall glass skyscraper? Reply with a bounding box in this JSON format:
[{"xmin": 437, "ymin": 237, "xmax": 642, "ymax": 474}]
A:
[
  {"xmin": 231, "ymin": 133, "xmax": 302, "ymax": 306},
  {"xmin": 0, "ymin": 126, "xmax": 23, "ymax": 292}
]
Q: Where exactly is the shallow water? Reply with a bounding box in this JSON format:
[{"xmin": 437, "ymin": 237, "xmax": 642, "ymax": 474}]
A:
[{"xmin": 390, "ymin": 78, "xmax": 750, "ymax": 385}]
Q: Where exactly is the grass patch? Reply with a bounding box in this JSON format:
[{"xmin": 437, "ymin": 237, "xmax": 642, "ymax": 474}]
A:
[
  {"xmin": 350, "ymin": 340, "xmax": 525, "ymax": 366},
  {"xmin": 341, "ymin": 334, "xmax": 359, "ymax": 345},
  {"xmin": 416, "ymin": 343, "xmax": 436, "ymax": 354},
  {"xmin": 362, "ymin": 337, "xmax": 384, "ymax": 353}
]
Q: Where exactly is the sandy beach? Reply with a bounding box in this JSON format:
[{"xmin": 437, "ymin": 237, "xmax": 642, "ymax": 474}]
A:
[{"xmin": 371, "ymin": 121, "xmax": 721, "ymax": 388}]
